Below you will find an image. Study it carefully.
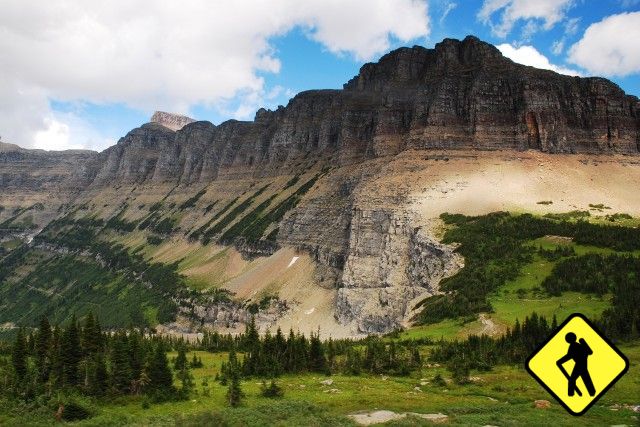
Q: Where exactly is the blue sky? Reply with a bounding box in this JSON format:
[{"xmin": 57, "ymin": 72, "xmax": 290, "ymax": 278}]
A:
[{"xmin": 1, "ymin": 0, "xmax": 639, "ymax": 151}]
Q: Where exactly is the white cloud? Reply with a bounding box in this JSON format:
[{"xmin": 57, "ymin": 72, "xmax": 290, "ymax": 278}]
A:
[
  {"xmin": 497, "ymin": 43, "xmax": 581, "ymax": 76},
  {"xmin": 33, "ymin": 113, "xmax": 116, "ymax": 151},
  {"xmin": 550, "ymin": 18, "xmax": 579, "ymax": 56},
  {"xmin": 0, "ymin": 0, "xmax": 430, "ymax": 150},
  {"xmin": 551, "ymin": 40, "xmax": 565, "ymax": 55},
  {"xmin": 568, "ymin": 12, "xmax": 640, "ymax": 77},
  {"xmin": 34, "ymin": 119, "xmax": 71, "ymax": 151},
  {"xmin": 478, "ymin": 0, "xmax": 574, "ymax": 38},
  {"xmin": 439, "ymin": 1, "xmax": 457, "ymax": 25}
]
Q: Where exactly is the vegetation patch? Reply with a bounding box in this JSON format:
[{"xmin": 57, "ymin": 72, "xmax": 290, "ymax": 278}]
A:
[
  {"xmin": 223, "ymin": 174, "xmax": 321, "ymax": 245},
  {"xmin": 179, "ymin": 188, "xmax": 207, "ymax": 211},
  {"xmin": 190, "ymin": 197, "xmax": 239, "ymax": 242},
  {"xmin": 605, "ymin": 212, "xmax": 633, "ymax": 222},
  {"xmin": 105, "ymin": 207, "xmax": 138, "ymax": 232},
  {"xmin": 415, "ymin": 212, "xmax": 640, "ymax": 326},
  {"xmin": 283, "ymin": 174, "xmax": 300, "ymax": 190},
  {"xmin": 151, "ymin": 216, "xmax": 179, "ymax": 235},
  {"xmin": 588, "ymin": 203, "xmax": 611, "ymax": 210},
  {"xmin": 543, "ymin": 210, "xmax": 590, "ymax": 220},
  {"xmin": 201, "ymin": 185, "xmax": 270, "ymax": 244}
]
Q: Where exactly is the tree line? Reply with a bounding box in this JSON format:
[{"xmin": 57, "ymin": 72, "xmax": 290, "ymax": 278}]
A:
[{"xmin": 2, "ymin": 312, "xmax": 187, "ymax": 408}]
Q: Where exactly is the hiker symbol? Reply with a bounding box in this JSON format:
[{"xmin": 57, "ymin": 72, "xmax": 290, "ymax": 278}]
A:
[{"xmin": 526, "ymin": 313, "xmax": 629, "ymax": 416}]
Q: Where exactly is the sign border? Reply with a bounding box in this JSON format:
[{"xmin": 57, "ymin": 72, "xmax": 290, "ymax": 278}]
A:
[{"xmin": 524, "ymin": 312, "xmax": 630, "ymax": 416}]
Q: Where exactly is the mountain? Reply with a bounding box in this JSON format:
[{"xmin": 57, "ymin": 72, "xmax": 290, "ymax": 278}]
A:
[
  {"xmin": 1, "ymin": 36, "xmax": 640, "ymax": 336},
  {"xmin": 150, "ymin": 111, "xmax": 196, "ymax": 131}
]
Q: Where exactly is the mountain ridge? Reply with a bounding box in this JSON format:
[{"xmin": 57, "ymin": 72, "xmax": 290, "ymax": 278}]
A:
[{"xmin": 2, "ymin": 35, "xmax": 640, "ymax": 335}]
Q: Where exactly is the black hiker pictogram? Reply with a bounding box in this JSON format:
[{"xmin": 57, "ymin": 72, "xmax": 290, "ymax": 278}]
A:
[{"xmin": 556, "ymin": 332, "xmax": 596, "ymax": 397}]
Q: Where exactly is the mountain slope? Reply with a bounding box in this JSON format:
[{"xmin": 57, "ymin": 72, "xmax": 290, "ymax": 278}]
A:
[{"xmin": 1, "ymin": 35, "xmax": 640, "ymax": 336}]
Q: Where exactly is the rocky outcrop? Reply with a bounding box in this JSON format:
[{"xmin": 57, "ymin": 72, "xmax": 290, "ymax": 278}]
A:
[
  {"xmin": 336, "ymin": 209, "xmax": 462, "ymax": 334},
  {"xmin": 150, "ymin": 111, "xmax": 196, "ymax": 131}
]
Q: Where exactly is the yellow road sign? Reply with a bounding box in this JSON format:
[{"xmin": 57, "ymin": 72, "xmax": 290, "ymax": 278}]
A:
[{"xmin": 526, "ymin": 313, "xmax": 629, "ymax": 416}]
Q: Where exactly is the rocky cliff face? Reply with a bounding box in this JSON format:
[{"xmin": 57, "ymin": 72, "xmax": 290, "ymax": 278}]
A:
[
  {"xmin": 56, "ymin": 36, "xmax": 639, "ymax": 191},
  {"xmin": 2, "ymin": 35, "xmax": 640, "ymax": 334}
]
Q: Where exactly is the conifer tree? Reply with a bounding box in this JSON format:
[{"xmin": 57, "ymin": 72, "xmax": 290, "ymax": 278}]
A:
[
  {"xmin": 227, "ymin": 371, "xmax": 243, "ymax": 407},
  {"xmin": 128, "ymin": 330, "xmax": 144, "ymax": 380},
  {"xmin": 110, "ymin": 333, "xmax": 132, "ymax": 394},
  {"xmin": 177, "ymin": 365, "xmax": 194, "ymax": 394},
  {"xmin": 35, "ymin": 316, "xmax": 51, "ymax": 383},
  {"xmin": 82, "ymin": 311, "xmax": 102, "ymax": 355},
  {"xmin": 190, "ymin": 353, "xmax": 203, "ymax": 368},
  {"xmin": 225, "ymin": 345, "xmax": 243, "ymax": 407},
  {"xmin": 11, "ymin": 328, "xmax": 27, "ymax": 380},
  {"xmin": 50, "ymin": 325, "xmax": 63, "ymax": 386},
  {"xmin": 61, "ymin": 314, "xmax": 82, "ymax": 386},
  {"xmin": 174, "ymin": 344, "xmax": 187, "ymax": 371},
  {"xmin": 147, "ymin": 341, "xmax": 173, "ymax": 393},
  {"xmin": 90, "ymin": 353, "xmax": 108, "ymax": 396},
  {"xmin": 308, "ymin": 331, "xmax": 326, "ymax": 373}
]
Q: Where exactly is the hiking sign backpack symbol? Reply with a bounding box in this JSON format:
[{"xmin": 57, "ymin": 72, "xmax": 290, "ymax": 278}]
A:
[{"xmin": 526, "ymin": 313, "xmax": 629, "ymax": 416}]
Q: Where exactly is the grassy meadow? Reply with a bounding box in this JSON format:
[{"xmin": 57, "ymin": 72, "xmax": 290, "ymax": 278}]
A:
[{"xmin": 2, "ymin": 344, "xmax": 637, "ymax": 426}]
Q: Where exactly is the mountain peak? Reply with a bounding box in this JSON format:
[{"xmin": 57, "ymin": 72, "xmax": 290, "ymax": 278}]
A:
[
  {"xmin": 344, "ymin": 35, "xmax": 507, "ymax": 91},
  {"xmin": 150, "ymin": 111, "xmax": 196, "ymax": 131}
]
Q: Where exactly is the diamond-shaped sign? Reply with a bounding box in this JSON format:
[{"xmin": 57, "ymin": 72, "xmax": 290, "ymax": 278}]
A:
[{"xmin": 525, "ymin": 313, "xmax": 629, "ymax": 416}]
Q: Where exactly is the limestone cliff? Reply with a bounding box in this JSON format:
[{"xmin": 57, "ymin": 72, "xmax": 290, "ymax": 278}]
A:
[{"xmin": 1, "ymin": 36, "xmax": 640, "ymax": 335}]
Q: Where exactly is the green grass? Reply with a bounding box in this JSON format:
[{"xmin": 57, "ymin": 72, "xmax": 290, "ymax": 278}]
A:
[
  {"xmin": 405, "ymin": 233, "xmax": 632, "ymax": 341},
  {"xmin": 4, "ymin": 344, "xmax": 637, "ymax": 426},
  {"xmin": 0, "ymin": 239, "xmax": 22, "ymax": 251}
]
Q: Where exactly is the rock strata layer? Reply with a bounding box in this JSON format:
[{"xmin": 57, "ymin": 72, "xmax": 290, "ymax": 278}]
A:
[{"xmin": 1, "ymin": 36, "xmax": 639, "ymax": 334}]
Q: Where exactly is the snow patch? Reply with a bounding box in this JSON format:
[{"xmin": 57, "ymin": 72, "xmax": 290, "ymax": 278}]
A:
[{"xmin": 287, "ymin": 256, "xmax": 299, "ymax": 268}]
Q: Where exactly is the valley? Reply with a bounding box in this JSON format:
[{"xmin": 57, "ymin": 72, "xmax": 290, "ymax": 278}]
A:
[{"xmin": 1, "ymin": 35, "xmax": 639, "ymax": 425}]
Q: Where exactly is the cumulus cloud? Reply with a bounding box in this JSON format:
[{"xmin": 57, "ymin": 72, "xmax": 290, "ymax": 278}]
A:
[
  {"xmin": 478, "ymin": 0, "xmax": 575, "ymax": 38},
  {"xmin": 497, "ymin": 43, "xmax": 581, "ymax": 76},
  {"xmin": 568, "ymin": 12, "xmax": 640, "ymax": 77},
  {"xmin": 0, "ymin": 0, "xmax": 430, "ymax": 150}
]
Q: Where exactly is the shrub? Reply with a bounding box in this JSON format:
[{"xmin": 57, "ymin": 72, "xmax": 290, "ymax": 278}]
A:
[{"xmin": 260, "ymin": 380, "xmax": 284, "ymax": 398}]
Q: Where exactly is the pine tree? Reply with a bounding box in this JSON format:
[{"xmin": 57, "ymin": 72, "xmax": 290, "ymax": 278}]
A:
[
  {"xmin": 177, "ymin": 365, "xmax": 194, "ymax": 394},
  {"xmin": 147, "ymin": 341, "xmax": 173, "ymax": 393},
  {"xmin": 226, "ymin": 372, "xmax": 243, "ymax": 407},
  {"xmin": 242, "ymin": 316, "xmax": 261, "ymax": 376},
  {"xmin": 308, "ymin": 331, "xmax": 326, "ymax": 373},
  {"xmin": 326, "ymin": 338, "xmax": 335, "ymax": 372},
  {"xmin": 174, "ymin": 344, "xmax": 187, "ymax": 371},
  {"xmin": 225, "ymin": 345, "xmax": 243, "ymax": 407},
  {"xmin": 35, "ymin": 316, "xmax": 51, "ymax": 383},
  {"xmin": 90, "ymin": 353, "xmax": 108, "ymax": 396},
  {"xmin": 61, "ymin": 314, "xmax": 82, "ymax": 387},
  {"xmin": 260, "ymin": 379, "xmax": 284, "ymax": 398},
  {"xmin": 190, "ymin": 353, "xmax": 203, "ymax": 368},
  {"xmin": 110, "ymin": 333, "xmax": 132, "ymax": 394},
  {"xmin": 11, "ymin": 328, "xmax": 27, "ymax": 380},
  {"xmin": 82, "ymin": 311, "xmax": 102, "ymax": 355},
  {"xmin": 50, "ymin": 325, "xmax": 63, "ymax": 387},
  {"xmin": 128, "ymin": 330, "xmax": 144, "ymax": 380}
]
